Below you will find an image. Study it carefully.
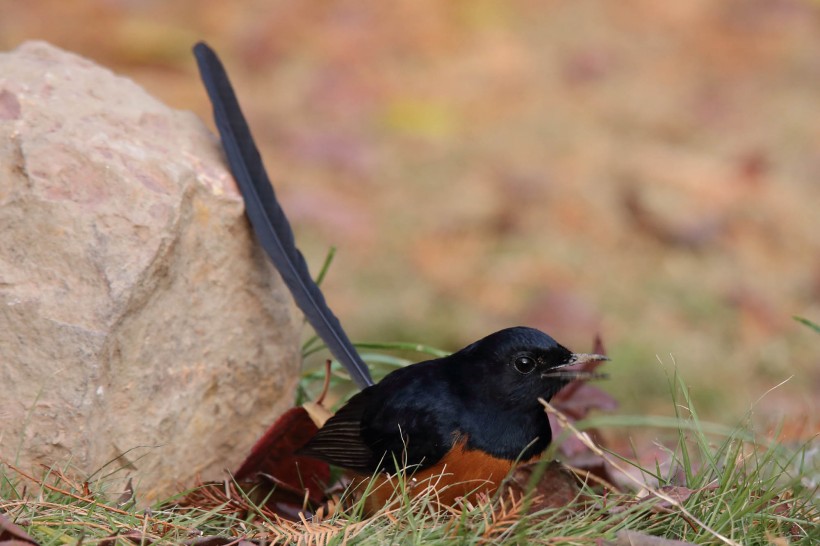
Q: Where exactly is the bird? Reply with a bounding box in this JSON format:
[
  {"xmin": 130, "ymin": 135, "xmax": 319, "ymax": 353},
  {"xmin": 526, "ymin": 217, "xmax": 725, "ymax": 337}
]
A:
[
  {"xmin": 193, "ymin": 42, "xmax": 608, "ymax": 508},
  {"xmin": 299, "ymin": 326, "xmax": 608, "ymax": 506}
]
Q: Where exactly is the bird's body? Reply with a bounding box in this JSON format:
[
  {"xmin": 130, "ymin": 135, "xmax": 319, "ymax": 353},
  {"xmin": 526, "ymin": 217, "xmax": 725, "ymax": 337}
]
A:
[{"xmin": 299, "ymin": 327, "xmax": 606, "ymax": 505}]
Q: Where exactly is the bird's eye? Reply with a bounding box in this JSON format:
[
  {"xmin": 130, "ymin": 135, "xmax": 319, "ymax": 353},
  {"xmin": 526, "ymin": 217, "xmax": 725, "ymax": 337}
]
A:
[{"xmin": 513, "ymin": 356, "xmax": 536, "ymax": 374}]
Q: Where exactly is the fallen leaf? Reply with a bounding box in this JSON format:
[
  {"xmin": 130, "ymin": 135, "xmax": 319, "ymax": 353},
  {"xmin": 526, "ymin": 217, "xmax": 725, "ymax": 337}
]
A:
[
  {"xmin": 116, "ymin": 477, "xmax": 135, "ymax": 507},
  {"xmin": 0, "ymin": 514, "xmax": 38, "ymax": 546},
  {"xmin": 505, "ymin": 461, "xmax": 583, "ymax": 514},
  {"xmin": 233, "ymin": 406, "xmax": 330, "ymax": 506},
  {"xmin": 554, "ymin": 383, "xmax": 618, "ymax": 418},
  {"xmin": 649, "ymin": 485, "xmax": 700, "ymax": 511}
]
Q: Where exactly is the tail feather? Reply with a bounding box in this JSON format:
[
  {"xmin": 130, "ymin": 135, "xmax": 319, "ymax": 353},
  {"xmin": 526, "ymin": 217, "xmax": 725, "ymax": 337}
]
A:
[{"xmin": 193, "ymin": 42, "xmax": 374, "ymax": 389}]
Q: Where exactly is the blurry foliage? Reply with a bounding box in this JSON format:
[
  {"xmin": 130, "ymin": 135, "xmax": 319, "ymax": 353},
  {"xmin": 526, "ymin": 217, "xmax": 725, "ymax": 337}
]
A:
[{"xmin": 2, "ymin": 0, "xmax": 819, "ymax": 426}]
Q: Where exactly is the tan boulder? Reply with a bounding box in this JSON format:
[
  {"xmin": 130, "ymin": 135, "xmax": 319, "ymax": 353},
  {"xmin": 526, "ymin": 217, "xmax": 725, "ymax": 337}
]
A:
[{"xmin": 0, "ymin": 41, "xmax": 301, "ymax": 501}]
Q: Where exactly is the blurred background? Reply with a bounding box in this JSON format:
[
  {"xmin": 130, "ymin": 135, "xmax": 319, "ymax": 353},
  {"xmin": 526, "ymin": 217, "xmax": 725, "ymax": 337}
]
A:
[{"xmin": 3, "ymin": 0, "xmax": 818, "ymax": 431}]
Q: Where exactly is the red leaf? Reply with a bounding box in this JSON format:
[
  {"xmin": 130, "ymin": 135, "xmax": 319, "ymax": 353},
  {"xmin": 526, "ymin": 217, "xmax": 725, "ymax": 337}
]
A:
[
  {"xmin": 234, "ymin": 406, "xmax": 329, "ymax": 505},
  {"xmin": 0, "ymin": 513, "xmax": 38, "ymax": 546},
  {"xmin": 551, "ymin": 335, "xmax": 616, "ymax": 425},
  {"xmin": 554, "ymin": 383, "xmax": 618, "ymax": 419}
]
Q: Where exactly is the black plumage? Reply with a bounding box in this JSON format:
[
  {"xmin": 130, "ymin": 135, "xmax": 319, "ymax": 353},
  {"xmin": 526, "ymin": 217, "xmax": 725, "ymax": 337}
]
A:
[{"xmin": 299, "ymin": 326, "xmax": 589, "ymax": 474}]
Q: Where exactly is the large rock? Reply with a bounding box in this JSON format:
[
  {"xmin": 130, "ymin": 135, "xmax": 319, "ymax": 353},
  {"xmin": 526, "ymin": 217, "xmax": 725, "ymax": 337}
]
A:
[{"xmin": 0, "ymin": 41, "xmax": 302, "ymax": 500}]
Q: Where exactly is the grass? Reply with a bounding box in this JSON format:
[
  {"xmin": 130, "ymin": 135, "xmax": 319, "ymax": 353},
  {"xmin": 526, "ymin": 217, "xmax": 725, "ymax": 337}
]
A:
[{"xmin": 1, "ymin": 371, "xmax": 817, "ymax": 545}]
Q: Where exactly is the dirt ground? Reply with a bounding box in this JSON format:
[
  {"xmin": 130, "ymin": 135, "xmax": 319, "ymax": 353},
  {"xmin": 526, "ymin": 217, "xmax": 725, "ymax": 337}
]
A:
[{"xmin": 3, "ymin": 0, "xmax": 818, "ymax": 433}]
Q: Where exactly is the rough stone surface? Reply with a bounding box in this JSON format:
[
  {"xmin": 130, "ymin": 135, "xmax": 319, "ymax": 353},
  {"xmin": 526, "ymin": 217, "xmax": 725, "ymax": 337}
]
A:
[{"xmin": 0, "ymin": 41, "xmax": 302, "ymax": 500}]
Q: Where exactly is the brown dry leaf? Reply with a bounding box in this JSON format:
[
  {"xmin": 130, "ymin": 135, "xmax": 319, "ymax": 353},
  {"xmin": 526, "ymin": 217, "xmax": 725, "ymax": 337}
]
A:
[
  {"xmin": 504, "ymin": 461, "xmax": 583, "ymax": 515},
  {"xmin": 0, "ymin": 513, "xmax": 38, "ymax": 546},
  {"xmin": 554, "ymin": 383, "xmax": 618, "ymax": 418},
  {"xmin": 116, "ymin": 477, "xmax": 135, "ymax": 507},
  {"xmin": 649, "ymin": 485, "xmax": 702, "ymax": 511}
]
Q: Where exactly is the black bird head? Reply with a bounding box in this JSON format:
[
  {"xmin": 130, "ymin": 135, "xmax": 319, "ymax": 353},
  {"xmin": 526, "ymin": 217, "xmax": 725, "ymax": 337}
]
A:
[{"xmin": 455, "ymin": 326, "xmax": 608, "ymax": 408}]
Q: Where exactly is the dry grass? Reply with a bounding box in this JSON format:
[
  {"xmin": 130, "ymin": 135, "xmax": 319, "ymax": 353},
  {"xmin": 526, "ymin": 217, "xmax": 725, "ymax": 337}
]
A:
[{"xmin": 3, "ymin": 379, "xmax": 817, "ymax": 545}]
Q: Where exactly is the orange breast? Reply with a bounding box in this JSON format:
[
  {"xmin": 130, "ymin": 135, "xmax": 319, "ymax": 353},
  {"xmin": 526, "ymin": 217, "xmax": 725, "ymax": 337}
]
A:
[{"xmin": 356, "ymin": 439, "xmax": 532, "ymax": 512}]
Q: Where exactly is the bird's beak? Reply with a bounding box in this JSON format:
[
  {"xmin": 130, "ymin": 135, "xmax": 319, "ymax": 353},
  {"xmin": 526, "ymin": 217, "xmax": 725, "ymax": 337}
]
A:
[
  {"xmin": 553, "ymin": 353, "xmax": 610, "ymax": 370},
  {"xmin": 540, "ymin": 353, "xmax": 611, "ymax": 381}
]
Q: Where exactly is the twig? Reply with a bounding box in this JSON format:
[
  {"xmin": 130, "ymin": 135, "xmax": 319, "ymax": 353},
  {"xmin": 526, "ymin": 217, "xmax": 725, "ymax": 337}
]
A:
[{"xmin": 316, "ymin": 360, "xmax": 333, "ymax": 406}]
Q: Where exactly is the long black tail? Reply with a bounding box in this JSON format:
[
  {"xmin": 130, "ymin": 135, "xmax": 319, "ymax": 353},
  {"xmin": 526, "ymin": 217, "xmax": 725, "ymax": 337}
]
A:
[{"xmin": 193, "ymin": 42, "xmax": 374, "ymax": 389}]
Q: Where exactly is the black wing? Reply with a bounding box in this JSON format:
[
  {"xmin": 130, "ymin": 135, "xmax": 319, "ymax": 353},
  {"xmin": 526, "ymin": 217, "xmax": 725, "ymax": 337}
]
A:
[
  {"xmin": 193, "ymin": 42, "xmax": 374, "ymax": 389},
  {"xmin": 297, "ymin": 388, "xmax": 378, "ymax": 474},
  {"xmin": 299, "ymin": 362, "xmax": 456, "ymax": 474}
]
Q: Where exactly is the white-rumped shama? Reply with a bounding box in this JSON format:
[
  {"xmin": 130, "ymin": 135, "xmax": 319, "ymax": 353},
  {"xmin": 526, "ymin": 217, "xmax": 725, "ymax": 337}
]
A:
[
  {"xmin": 193, "ymin": 42, "xmax": 608, "ymax": 507},
  {"xmin": 300, "ymin": 326, "xmax": 607, "ymax": 505}
]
